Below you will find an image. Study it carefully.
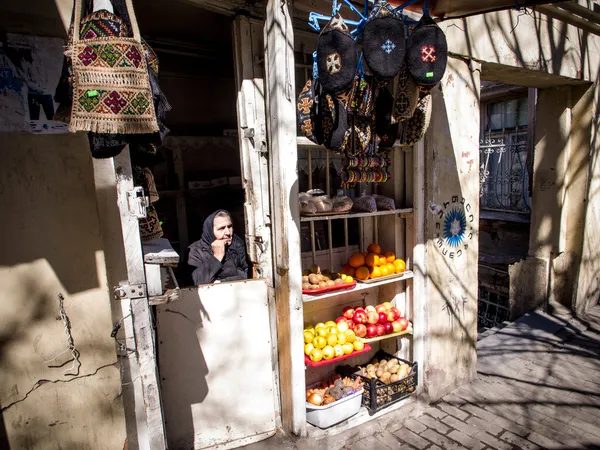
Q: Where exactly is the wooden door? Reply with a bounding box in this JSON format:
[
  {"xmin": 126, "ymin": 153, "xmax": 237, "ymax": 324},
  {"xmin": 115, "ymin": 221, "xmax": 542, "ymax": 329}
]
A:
[{"xmin": 156, "ymin": 280, "xmax": 276, "ymax": 449}]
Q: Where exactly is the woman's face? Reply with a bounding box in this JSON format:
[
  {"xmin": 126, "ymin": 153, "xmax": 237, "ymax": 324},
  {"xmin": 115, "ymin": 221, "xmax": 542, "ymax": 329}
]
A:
[{"xmin": 213, "ymin": 215, "xmax": 233, "ymax": 245}]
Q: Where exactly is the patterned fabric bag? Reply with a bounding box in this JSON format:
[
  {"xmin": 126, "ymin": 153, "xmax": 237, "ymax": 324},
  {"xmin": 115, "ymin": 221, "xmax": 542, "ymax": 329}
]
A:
[
  {"xmin": 398, "ymin": 93, "xmax": 432, "ymax": 146},
  {"xmin": 392, "ymin": 65, "xmax": 419, "ymax": 123},
  {"xmin": 68, "ymin": 0, "xmax": 159, "ymax": 134},
  {"xmin": 297, "ymin": 77, "xmax": 324, "ymax": 145}
]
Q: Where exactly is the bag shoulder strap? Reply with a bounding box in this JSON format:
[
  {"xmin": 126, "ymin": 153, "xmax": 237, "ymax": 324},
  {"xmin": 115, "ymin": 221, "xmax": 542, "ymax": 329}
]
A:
[{"xmin": 72, "ymin": 0, "xmax": 141, "ymax": 42}]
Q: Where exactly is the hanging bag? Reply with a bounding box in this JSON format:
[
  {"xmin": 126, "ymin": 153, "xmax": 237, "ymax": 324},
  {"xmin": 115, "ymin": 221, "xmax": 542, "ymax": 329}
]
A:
[
  {"xmin": 362, "ymin": 2, "xmax": 406, "ymax": 83},
  {"xmin": 68, "ymin": 0, "xmax": 159, "ymax": 134}
]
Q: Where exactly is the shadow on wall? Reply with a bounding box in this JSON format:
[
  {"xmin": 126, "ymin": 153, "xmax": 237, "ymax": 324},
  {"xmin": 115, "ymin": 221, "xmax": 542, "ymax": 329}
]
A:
[
  {"xmin": 0, "ymin": 133, "xmax": 126, "ymax": 449},
  {"xmin": 418, "ymin": 58, "xmax": 480, "ymax": 401}
]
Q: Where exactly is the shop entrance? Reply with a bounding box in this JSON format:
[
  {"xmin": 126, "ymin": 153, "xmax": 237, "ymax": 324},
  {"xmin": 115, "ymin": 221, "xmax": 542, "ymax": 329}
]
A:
[{"xmin": 134, "ymin": 1, "xmax": 277, "ymax": 447}]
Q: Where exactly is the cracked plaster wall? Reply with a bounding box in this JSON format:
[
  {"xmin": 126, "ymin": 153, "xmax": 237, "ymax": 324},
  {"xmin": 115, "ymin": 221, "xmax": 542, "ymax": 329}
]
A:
[{"xmin": 0, "ymin": 133, "xmax": 126, "ymax": 449}]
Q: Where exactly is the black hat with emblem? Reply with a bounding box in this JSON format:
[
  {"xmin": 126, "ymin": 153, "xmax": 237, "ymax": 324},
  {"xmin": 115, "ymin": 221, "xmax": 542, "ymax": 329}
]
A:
[
  {"xmin": 406, "ymin": 14, "xmax": 447, "ymax": 88},
  {"xmin": 317, "ymin": 13, "xmax": 358, "ymax": 94},
  {"xmin": 362, "ymin": 3, "xmax": 406, "ymax": 83}
]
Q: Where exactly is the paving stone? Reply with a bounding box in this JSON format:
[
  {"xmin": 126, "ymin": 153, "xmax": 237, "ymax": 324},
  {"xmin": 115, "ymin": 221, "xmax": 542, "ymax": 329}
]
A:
[
  {"xmin": 393, "ymin": 429, "xmax": 431, "ymax": 450},
  {"xmin": 420, "ymin": 429, "xmax": 466, "ymax": 450},
  {"xmin": 447, "ymin": 430, "xmax": 486, "ymax": 450},
  {"xmin": 351, "ymin": 435, "xmax": 385, "ymax": 450},
  {"xmin": 460, "ymin": 403, "xmax": 530, "ymax": 437},
  {"xmin": 568, "ymin": 416, "xmax": 600, "ymax": 439},
  {"xmin": 473, "ymin": 431, "xmax": 513, "ymax": 450},
  {"xmin": 466, "ymin": 416, "xmax": 503, "ymax": 436},
  {"xmin": 416, "ymin": 414, "xmax": 450, "ymax": 434},
  {"xmin": 436, "ymin": 403, "xmax": 470, "ymax": 421},
  {"xmin": 526, "ymin": 431, "xmax": 563, "ymax": 449},
  {"xmin": 441, "ymin": 415, "xmax": 479, "ymax": 437},
  {"xmin": 403, "ymin": 418, "xmax": 427, "ymax": 435},
  {"xmin": 373, "ymin": 431, "xmax": 410, "ymax": 449},
  {"xmin": 498, "ymin": 431, "xmax": 540, "ymax": 450},
  {"xmin": 423, "ymin": 407, "xmax": 447, "ymax": 419}
]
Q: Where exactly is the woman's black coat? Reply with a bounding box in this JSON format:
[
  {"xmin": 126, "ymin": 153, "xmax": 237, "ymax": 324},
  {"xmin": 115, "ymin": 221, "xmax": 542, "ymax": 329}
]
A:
[{"xmin": 187, "ymin": 210, "xmax": 249, "ymax": 285}]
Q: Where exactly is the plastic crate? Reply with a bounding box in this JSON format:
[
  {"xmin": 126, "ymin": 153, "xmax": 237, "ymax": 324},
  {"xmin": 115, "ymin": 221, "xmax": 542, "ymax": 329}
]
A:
[{"xmin": 354, "ymin": 351, "xmax": 418, "ymax": 415}]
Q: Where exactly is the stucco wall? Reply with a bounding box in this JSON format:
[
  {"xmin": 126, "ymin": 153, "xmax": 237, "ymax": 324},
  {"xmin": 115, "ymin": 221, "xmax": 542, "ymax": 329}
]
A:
[
  {"xmin": 0, "ymin": 133, "xmax": 126, "ymax": 449},
  {"xmin": 422, "ymin": 57, "xmax": 480, "ymax": 401},
  {"xmin": 440, "ymin": 9, "xmax": 600, "ymax": 85}
]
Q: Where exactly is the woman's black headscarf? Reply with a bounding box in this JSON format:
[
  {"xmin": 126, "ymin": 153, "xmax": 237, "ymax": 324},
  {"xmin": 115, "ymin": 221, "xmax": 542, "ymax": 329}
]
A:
[{"xmin": 201, "ymin": 209, "xmax": 230, "ymax": 246}]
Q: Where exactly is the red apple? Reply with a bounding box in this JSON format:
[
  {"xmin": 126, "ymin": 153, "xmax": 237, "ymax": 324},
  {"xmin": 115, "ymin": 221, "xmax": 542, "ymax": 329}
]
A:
[
  {"xmin": 386, "ymin": 310, "xmax": 396, "ymax": 323},
  {"xmin": 375, "ymin": 304, "xmax": 386, "ymax": 314},
  {"xmin": 365, "ymin": 305, "xmax": 376, "ymax": 313},
  {"xmin": 355, "ymin": 307, "xmax": 365, "ymax": 313},
  {"xmin": 346, "ymin": 319, "xmax": 355, "ymax": 330},
  {"xmin": 366, "ymin": 324, "xmax": 378, "ymax": 338},
  {"xmin": 367, "ymin": 311, "xmax": 380, "ymax": 325},
  {"xmin": 336, "ymin": 316, "xmax": 347, "ymax": 324},
  {"xmin": 376, "ymin": 324, "xmax": 385, "ymax": 336},
  {"xmin": 378, "ymin": 312, "xmax": 388, "ymax": 324},
  {"xmin": 353, "ymin": 310, "xmax": 368, "ymax": 325},
  {"xmin": 382, "ymin": 301, "xmax": 393, "ymax": 311},
  {"xmin": 390, "ymin": 307, "xmax": 401, "ymax": 320},
  {"xmin": 342, "ymin": 306, "xmax": 355, "ymax": 319},
  {"xmin": 384, "ymin": 322, "xmax": 394, "ymax": 334},
  {"xmin": 355, "ymin": 324, "xmax": 367, "ymax": 338},
  {"xmin": 398, "ymin": 317, "xmax": 409, "ymax": 331},
  {"xmin": 392, "ymin": 320, "xmax": 402, "ymax": 333}
]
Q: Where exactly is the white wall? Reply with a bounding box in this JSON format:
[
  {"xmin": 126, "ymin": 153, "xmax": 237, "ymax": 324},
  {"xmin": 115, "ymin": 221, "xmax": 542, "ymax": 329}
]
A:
[{"xmin": 0, "ymin": 133, "xmax": 127, "ymax": 449}]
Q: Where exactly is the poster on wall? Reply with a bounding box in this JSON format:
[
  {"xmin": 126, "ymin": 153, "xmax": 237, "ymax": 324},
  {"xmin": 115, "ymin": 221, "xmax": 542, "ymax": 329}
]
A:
[{"xmin": 0, "ymin": 34, "xmax": 68, "ymax": 134}]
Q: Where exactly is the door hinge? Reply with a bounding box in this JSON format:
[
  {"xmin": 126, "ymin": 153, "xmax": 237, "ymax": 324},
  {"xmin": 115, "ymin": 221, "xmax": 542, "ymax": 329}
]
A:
[
  {"xmin": 114, "ymin": 283, "xmax": 147, "ymax": 300},
  {"xmin": 127, "ymin": 186, "xmax": 149, "ymax": 219}
]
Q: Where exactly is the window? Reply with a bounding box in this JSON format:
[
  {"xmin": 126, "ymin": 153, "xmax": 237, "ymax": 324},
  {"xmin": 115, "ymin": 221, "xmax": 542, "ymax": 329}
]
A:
[{"xmin": 480, "ymin": 96, "xmax": 531, "ymax": 213}]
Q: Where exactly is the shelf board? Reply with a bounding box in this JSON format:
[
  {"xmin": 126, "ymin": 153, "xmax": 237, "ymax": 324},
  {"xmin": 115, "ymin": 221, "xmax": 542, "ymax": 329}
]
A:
[
  {"xmin": 297, "ymin": 136, "xmax": 413, "ymax": 152},
  {"xmin": 302, "ymin": 270, "xmax": 414, "ymax": 302},
  {"xmin": 300, "ymin": 208, "xmax": 412, "ymax": 223},
  {"xmin": 362, "ymin": 328, "xmax": 413, "ymax": 343}
]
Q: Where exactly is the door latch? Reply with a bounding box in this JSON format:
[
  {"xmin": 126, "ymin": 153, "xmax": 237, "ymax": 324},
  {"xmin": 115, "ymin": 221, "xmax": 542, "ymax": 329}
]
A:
[{"xmin": 127, "ymin": 186, "xmax": 148, "ymax": 219}]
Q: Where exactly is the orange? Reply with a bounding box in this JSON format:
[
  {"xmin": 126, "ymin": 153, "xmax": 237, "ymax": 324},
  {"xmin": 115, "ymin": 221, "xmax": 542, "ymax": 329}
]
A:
[
  {"xmin": 355, "ymin": 266, "xmax": 370, "ymax": 280},
  {"xmin": 381, "ymin": 265, "xmax": 390, "ymax": 276},
  {"xmin": 378, "ymin": 256, "xmax": 387, "ymax": 266},
  {"xmin": 365, "ymin": 253, "xmax": 380, "ymax": 268},
  {"xmin": 349, "ymin": 253, "xmax": 366, "ymax": 269},
  {"xmin": 383, "ymin": 252, "xmax": 396, "ymax": 263},
  {"xmin": 370, "ymin": 266, "xmax": 382, "ymax": 279},
  {"xmin": 386, "ymin": 263, "xmax": 395, "ymax": 274},
  {"xmin": 360, "ymin": 252, "xmax": 369, "ymax": 258},
  {"xmin": 394, "ymin": 259, "xmax": 406, "ymax": 273},
  {"xmin": 341, "ymin": 264, "xmax": 356, "ymax": 277},
  {"xmin": 367, "ymin": 243, "xmax": 381, "ymax": 254}
]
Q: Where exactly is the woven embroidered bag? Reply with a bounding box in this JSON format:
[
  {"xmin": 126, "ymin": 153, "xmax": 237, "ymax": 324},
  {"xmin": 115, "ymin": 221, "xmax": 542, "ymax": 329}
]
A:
[{"xmin": 68, "ymin": 0, "xmax": 158, "ymax": 134}]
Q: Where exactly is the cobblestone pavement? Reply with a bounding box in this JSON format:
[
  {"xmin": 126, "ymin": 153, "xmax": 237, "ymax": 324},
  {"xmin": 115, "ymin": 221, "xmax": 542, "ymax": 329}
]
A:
[
  {"xmin": 243, "ymin": 305, "xmax": 600, "ymax": 450},
  {"xmin": 342, "ymin": 305, "xmax": 600, "ymax": 450}
]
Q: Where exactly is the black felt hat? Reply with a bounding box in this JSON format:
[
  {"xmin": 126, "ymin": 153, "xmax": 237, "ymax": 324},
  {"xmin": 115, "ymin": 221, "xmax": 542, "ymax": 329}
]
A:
[
  {"xmin": 391, "ymin": 64, "xmax": 419, "ymax": 123},
  {"xmin": 406, "ymin": 15, "xmax": 447, "ymax": 88},
  {"xmin": 317, "ymin": 14, "xmax": 358, "ymax": 94},
  {"xmin": 362, "ymin": 3, "xmax": 406, "ymax": 83},
  {"xmin": 375, "ymin": 88, "xmax": 399, "ymax": 149},
  {"xmin": 297, "ymin": 77, "xmax": 324, "ymax": 145}
]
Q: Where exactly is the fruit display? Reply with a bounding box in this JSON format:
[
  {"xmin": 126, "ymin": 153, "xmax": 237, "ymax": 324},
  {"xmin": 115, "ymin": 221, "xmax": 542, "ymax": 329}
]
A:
[
  {"xmin": 337, "ymin": 302, "xmax": 411, "ymax": 340},
  {"xmin": 302, "ymin": 264, "xmax": 355, "ymax": 292},
  {"xmin": 341, "ymin": 243, "xmax": 407, "ymax": 281},
  {"xmin": 354, "ymin": 352, "xmax": 418, "ymax": 413},
  {"xmin": 357, "ymin": 358, "xmax": 412, "ymax": 384},
  {"xmin": 304, "ymin": 320, "xmax": 368, "ymax": 364},
  {"xmin": 306, "ymin": 375, "xmax": 363, "ymax": 406}
]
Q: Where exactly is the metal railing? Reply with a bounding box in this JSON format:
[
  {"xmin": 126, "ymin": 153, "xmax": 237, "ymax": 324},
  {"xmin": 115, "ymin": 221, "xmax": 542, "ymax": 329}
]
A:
[{"xmin": 479, "ymin": 129, "xmax": 531, "ymax": 213}]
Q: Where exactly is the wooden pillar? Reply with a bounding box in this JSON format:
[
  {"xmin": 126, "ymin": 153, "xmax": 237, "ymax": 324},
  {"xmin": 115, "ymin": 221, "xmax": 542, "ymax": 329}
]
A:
[
  {"xmin": 264, "ymin": 0, "xmax": 306, "ymax": 436},
  {"xmin": 112, "ymin": 149, "xmax": 167, "ymax": 449}
]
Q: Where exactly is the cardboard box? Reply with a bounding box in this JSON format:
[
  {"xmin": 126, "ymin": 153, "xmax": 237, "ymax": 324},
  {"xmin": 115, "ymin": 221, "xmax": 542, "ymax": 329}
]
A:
[
  {"xmin": 188, "ymin": 180, "xmax": 211, "ymax": 190},
  {"xmin": 211, "ymin": 177, "xmax": 228, "ymax": 188}
]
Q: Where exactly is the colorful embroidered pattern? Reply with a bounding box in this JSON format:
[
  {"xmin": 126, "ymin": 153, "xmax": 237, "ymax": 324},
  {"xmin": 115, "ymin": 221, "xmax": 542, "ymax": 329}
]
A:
[
  {"xmin": 381, "ymin": 40, "xmax": 396, "ymax": 55},
  {"xmin": 421, "ymin": 45, "xmax": 437, "ymax": 62},
  {"xmin": 76, "ymin": 43, "xmax": 146, "ymax": 69},
  {"xmin": 79, "ymin": 10, "xmax": 127, "ymax": 40},
  {"xmin": 326, "ymin": 53, "xmax": 342, "ymax": 75}
]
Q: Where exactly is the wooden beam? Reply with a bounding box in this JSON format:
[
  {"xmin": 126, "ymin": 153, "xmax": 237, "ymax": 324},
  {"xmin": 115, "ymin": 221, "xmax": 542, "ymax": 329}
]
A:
[
  {"xmin": 537, "ymin": 4, "xmax": 600, "ymax": 36},
  {"xmin": 264, "ymin": 0, "xmax": 307, "ymax": 436},
  {"xmin": 113, "ymin": 149, "xmax": 167, "ymax": 450}
]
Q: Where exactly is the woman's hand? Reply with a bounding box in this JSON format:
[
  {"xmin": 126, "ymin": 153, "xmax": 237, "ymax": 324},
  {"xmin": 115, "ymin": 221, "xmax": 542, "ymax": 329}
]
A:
[{"xmin": 211, "ymin": 240, "xmax": 226, "ymax": 262}]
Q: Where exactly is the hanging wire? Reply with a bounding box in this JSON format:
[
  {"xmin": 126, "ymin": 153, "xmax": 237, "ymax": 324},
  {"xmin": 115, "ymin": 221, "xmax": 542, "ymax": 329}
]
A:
[{"xmin": 44, "ymin": 293, "xmax": 81, "ymax": 377}]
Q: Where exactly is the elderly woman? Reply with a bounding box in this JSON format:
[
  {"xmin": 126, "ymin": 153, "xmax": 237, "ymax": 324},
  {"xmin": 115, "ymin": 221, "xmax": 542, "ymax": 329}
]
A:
[{"xmin": 188, "ymin": 210, "xmax": 249, "ymax": 285}]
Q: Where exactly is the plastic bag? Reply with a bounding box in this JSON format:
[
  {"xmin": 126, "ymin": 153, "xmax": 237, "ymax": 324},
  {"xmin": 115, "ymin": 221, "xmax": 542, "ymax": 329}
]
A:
[
  {"xmin": 299, "ymin": 192, "xmax": 318, "ymax": 215},
  {"xmin": 373, "ymin": 194, "xmax": 396, "ymax": 211},
  {"xmin": 332, "ymin": 190, "xmax": 353, "ymax": 212},
  {"xmin": 352, "ymin": 192, "xmax": 377, "ymax": 212},
  {"xmin": 313, "ymin": 195, "xmax": 333, "ymax": 212}
]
